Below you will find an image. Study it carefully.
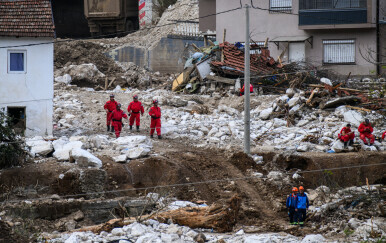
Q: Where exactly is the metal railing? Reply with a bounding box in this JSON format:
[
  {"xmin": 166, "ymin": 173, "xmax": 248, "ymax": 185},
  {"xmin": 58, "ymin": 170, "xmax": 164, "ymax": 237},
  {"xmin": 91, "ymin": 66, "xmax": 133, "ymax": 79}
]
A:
[
  {"xmin": 270, "ymin": 0, "xmax": 292, "ymax": 12},
  {"xmin": 299, "ymin": 0, "xmax": 367, "ymax": 10},
  {"xmin": 172, "ymin": 22, "xmax": 202, "ymax": 37}
]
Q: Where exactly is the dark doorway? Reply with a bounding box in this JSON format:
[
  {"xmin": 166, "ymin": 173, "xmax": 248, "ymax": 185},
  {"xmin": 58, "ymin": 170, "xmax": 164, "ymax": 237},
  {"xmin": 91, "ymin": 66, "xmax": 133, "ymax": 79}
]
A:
[{"xmin": 7, "ymin": 107, "xmax": 26, "ymax": 135}]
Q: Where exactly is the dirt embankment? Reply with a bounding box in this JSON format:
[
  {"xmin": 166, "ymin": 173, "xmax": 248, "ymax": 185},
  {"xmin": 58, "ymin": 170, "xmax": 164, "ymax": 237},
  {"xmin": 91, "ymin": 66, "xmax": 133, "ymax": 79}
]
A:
[
  {"xmin": 55, "ymin": 41, "xmax": 122, "ymax": 76},
  {"xmin": 1, "ymin": 143, "xmax": 385, "ymax": 237}
]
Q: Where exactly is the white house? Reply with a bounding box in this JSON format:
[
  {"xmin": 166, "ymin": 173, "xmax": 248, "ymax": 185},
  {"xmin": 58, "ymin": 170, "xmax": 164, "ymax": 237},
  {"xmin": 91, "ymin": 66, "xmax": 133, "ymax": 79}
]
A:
[{"xmin": 0, "ymin": 0, "xmax": 55, "ymax": 137}]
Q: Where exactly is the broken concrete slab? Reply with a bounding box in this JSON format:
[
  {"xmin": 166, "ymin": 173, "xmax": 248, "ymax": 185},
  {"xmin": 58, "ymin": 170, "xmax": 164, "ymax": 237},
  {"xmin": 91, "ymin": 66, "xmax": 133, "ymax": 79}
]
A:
[
  {"xmin": 70, "ymin": 148, "xmax": 102, "ymax": 168},
  {"xmin": 26, "ymin": 137, "xmax": 53, "ymax": 157}
]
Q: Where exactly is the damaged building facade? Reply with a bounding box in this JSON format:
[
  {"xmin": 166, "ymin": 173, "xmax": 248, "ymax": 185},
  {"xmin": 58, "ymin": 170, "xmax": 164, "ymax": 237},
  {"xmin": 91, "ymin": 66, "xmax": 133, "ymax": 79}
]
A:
[
  {"xmin": 0, "ymin": 0, "xmax": 55, "ymax": 136},
  {"xmin": 200, "ymin": 0, "xmax": 385, "ymax": 76}
]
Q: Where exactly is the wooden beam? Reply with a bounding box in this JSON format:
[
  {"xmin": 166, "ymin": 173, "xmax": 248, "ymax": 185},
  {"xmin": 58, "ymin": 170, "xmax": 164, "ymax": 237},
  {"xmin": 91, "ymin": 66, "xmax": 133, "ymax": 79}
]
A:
[
  {"xmin": 192, "ymin": 43, "xmax": 201, "ymax": 52},
  {"xmin": 306, "ymin": 88, "xmax": 319, "ymax": 105},
  {"xmin": 206, "ymin": 75, "xmax": 235, "ymax": 85},
  {"xmin": 221, "ymin": 29, "xmax": 226, "ymax": 62},
  {"xmin": 346, "ymin": 105, "xmax": 372, "ymax": 112},
  {"xmin": 208, "ymin": 39, "xmax": 215, "ymax": 46}
]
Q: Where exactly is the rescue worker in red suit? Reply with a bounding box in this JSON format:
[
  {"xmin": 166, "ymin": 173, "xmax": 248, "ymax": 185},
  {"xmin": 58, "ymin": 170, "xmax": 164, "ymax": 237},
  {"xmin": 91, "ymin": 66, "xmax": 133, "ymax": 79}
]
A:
[
  {"xmin": 358, "ymin": 119, "xmax": 375, "ymax": 145},
  {"xmin": 149, "ymin": 100, "xmax": 162, "ymax": 139},
  {"xmin": 338, "ymin": 123, "xmax": 355, "ymax": 148},
  {"xmin": 382, "ymin": 131, "xmax": 386, "ymax": 141},
  {"xmin": 111, "ymin": 103, "xmax": 128, "ymax": 138},
  {"xmin": 127, "ymin": 95, "xmax": 144, "ymax": 132},
  {"xmin": 240, "ymin": 84, "xmax": 253, "ymax": 96},
  {"xmin": 104, "ymin": 94, "xmax": 118, "ymax": 132}
]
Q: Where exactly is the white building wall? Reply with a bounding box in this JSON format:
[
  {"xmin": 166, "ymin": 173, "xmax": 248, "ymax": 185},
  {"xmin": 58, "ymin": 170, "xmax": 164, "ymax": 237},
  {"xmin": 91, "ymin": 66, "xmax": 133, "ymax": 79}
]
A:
[{"xmin": 0, "ymin": 37, "xmax": 54, "ymax": 137}]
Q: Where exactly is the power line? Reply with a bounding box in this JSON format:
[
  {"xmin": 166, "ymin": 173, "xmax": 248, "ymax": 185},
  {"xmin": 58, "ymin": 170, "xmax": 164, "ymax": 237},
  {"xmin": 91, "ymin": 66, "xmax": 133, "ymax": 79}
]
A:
[{"xmin": 0, "ymin": 162, "xmax": 384, "ymax": 205}]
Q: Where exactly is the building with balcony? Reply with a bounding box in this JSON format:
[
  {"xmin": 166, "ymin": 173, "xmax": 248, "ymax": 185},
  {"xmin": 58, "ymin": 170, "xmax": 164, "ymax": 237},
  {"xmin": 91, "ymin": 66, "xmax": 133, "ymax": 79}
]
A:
[{"xmin": 199, "ymin": 0, "xmax": 385, "ymax": 76}]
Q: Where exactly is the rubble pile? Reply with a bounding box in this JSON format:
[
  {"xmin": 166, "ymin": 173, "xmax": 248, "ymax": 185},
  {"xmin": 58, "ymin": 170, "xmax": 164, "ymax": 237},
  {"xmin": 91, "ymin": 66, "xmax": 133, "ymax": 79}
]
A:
[
  {"xmin": 49, "ymin": 85, "xmax": 386, "ymax": 154},
  {"xmin": 43, "ymin": 220, "xmax": 324, "ymax": 243},
  {"xmin": 306, "ymin": 185, "xmax": 386, "ymax": 241},
  {"xmin": 106, "ymin": 0, "xmax": 199, "ymax": 50},
  {"xmin": 54, "ymin": 41, "xmax": 173, "ymax": 89},
  {"xmin": 172, "ymin": 40, "xmax": 321, "ymax": 95}
]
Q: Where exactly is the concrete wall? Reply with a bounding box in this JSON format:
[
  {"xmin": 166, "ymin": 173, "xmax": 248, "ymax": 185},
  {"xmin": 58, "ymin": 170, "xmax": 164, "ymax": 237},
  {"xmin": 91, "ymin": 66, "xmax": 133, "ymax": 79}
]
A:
[
  {"xmin": 0, "ymin": 38, "xmax": 54, "ymax": 137},
  {"xmin": 381, "ymin": 24, "xmax": 386, "ymax": 76},
  {"xmin": 199, "ymin": 0, "xmax": 216, "ymax": 32},
  {"xmin": 215, "ymin": 0, "xmax": 377, "ymax": 76},
  {"xmin": 107, "ymin": 36, "xmax": 206, "ymax": 73}
]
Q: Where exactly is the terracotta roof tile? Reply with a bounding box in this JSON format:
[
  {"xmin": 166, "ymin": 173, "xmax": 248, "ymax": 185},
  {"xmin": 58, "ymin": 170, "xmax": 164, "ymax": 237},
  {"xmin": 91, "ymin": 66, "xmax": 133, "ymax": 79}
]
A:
[
  {"xmin": 211, "ymin": 42, "xmax": 278, "ymax": 76},
  {"xmin": 0, "ymin": 0, "xmax": 55, "ymax": 37}
]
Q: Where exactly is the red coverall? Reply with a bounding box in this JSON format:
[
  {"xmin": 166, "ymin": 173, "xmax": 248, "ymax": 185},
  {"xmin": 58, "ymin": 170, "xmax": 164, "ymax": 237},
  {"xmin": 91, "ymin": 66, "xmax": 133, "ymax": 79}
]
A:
[
  {"xmin": 240, "ymin": 84, "xmax": 254, "ymax": 96},
  {"xmin": 149, "ymin": 106, "xmax": 161, "ymax": 136},
  {"xmin": 382, "ymin": 131, "xmax": 386, "ymax": 140},
  {"xmin": 358, "ymin": 122, "xmax": 375, "ymax": 144},
  {"xmin": 111, "ymin": 109, "xmax": 128, "ymax": 138},
  {"xmin": 104, "ymin": 100, "xmax": 118, "ymax": 126},
  {"xmin": 128, "ymin": 101, "xmax": 144, "ymax": 126},
  {"xmin": 338, "ymin": 127, "xmax": 355, "ymax": 142}
]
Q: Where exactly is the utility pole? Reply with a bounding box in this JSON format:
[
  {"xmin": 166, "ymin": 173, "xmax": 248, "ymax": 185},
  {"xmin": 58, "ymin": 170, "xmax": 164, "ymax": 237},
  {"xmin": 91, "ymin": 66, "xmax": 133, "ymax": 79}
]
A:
[{"xmin": 244, "ymin": 4, "xmax": 250, "ymax": 154}]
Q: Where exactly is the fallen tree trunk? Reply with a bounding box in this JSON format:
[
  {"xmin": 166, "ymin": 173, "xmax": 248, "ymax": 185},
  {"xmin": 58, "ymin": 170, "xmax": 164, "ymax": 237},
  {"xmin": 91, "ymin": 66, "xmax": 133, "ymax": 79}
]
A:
[
  {"xmin": 73, "ymin": 195, "xmax": 241, "ymax": 234},
  {"xmin": 151, "ymin": 195, "xmax": 241, "ymax": 233},
  {"xmin": 320, "ymin": 96, "xmax": 361, "ymax": 109}
]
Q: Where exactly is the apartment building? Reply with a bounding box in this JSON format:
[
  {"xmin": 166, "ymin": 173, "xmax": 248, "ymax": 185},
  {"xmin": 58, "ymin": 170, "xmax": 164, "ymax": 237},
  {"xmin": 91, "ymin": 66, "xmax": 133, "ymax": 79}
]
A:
[{"xmin": 199, "ymin": 0, "xmax": 385, "ymax": 76}]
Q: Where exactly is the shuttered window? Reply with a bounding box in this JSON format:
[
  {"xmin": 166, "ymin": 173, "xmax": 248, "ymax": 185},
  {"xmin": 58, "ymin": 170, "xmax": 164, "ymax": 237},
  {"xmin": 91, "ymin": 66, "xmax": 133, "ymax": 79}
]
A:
[{"xmin": 323, "ymin": 40, "xmax": 355, "ymax": 64}]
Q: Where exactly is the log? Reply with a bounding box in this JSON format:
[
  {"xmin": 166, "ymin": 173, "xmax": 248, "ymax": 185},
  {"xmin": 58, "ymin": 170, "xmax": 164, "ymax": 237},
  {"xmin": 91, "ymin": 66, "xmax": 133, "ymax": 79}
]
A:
[
  {"xmin": 321, "ymin": 96, "xmax": 361, "ymax": 109},
  {"xmin": 345, "ymin": 105, "xmax": 372, "ymax": 113},
  {"xmin": 72, "ymin": 195, "xmax": 240, "ymax": 234},
  {"xmin": 309, "ymin": 84, "xmax": 364, "ymax": 93},
  {"xmin": 151, "ymin": 195, "xmax": 241, "ymax": 233},
  {"xmin": 77, "ymin": 218, "xmax": 126, "ymax": 234}
]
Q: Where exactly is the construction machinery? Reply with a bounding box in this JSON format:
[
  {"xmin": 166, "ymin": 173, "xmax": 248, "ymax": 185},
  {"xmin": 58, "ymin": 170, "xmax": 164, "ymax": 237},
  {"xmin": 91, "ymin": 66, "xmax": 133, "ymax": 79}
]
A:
[{"xmin": 84, "ymin": 0, "xmax": 139, "ymax": 37}]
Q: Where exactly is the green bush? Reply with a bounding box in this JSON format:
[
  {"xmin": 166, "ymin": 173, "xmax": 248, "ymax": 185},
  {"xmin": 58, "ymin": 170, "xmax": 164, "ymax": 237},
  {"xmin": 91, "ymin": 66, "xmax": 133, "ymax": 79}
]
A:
[{"xmin": 0, "ymin": 109, "xmax": 24, "ymax": 169}]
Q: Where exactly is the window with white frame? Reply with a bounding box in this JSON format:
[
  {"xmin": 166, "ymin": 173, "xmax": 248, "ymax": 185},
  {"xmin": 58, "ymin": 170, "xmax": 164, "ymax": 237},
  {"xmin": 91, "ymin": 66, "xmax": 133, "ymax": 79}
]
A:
[
  {"xmin": 323, "ymin": 40, "xmax": 355, "ymax": 64},
  {"xmin": 8, "ymin": 50, "xmax": 27, "ymax": 73},
  {"xmin": 270, "ymin": 0, "xmax": 292, "ymax": 12}
]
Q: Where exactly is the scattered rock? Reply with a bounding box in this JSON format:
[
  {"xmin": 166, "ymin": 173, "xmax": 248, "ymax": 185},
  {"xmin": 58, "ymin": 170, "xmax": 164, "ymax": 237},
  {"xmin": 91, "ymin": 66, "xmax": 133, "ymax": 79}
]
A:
[{"xmin": 70, "ymin": 148, "xmax": 102, "ymax": 168}]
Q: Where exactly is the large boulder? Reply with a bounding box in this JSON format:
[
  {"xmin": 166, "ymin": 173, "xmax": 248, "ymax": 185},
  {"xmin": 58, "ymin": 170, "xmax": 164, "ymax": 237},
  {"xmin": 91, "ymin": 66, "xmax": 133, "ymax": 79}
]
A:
[
  {"xmin": 53, "ymin": 140, "xmax": 83, "ymax": 161},
  {"xmin": 343, "ymin": 110, "xmax": 363, "ymax": 127},
  {"xmin": 259, "ymin": 108, "xmax": 273, "ymax": 120},
  {"xmin": 54, "ymin": 74, "xmax": 72, "ymax": 84},
  {"xmin": 301, "ymin": 234, "xmax": 326, "ymax": 243},
  {"xmin": 70, "ymin": 148, "xmax": 102, "ymax": 168},
  {"xmin": 26, "ymin": 137, "xmax": 53, "ymax": 157},
  {"xmin": 61, "ymin": 63, "xmax": 105, "ymax": 83},
  {"xmin": 123, "ymin": 146, "xmax": 151, "ymax": 159}
]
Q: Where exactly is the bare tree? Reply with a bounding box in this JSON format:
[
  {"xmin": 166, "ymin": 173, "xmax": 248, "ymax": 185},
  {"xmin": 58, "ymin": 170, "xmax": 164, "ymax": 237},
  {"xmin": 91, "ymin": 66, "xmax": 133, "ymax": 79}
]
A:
[{"xmin": 152, "ymin": 0, "xmax": 178, "ymax": 19}]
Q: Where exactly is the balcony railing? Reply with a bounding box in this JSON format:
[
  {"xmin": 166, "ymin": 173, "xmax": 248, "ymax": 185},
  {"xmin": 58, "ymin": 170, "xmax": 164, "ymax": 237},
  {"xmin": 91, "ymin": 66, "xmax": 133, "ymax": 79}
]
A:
[
  {"xmin": 299, "ymin": 0, "xmax": 367, "ymax": 10},
  {"xmin": 299, "ymin": 0, "xmax": 368, "ymax": 26}
]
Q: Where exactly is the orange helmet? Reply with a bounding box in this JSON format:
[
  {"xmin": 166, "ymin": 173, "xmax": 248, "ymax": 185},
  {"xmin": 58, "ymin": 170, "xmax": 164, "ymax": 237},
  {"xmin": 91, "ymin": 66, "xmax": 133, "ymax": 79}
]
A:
[
  {"xmin": 299, "ymin": 186, "xmax": 304, "ymax": 190},
  {"xmin": 292, "ymin": 187, "xmax": 298, "ymax": 192}
]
